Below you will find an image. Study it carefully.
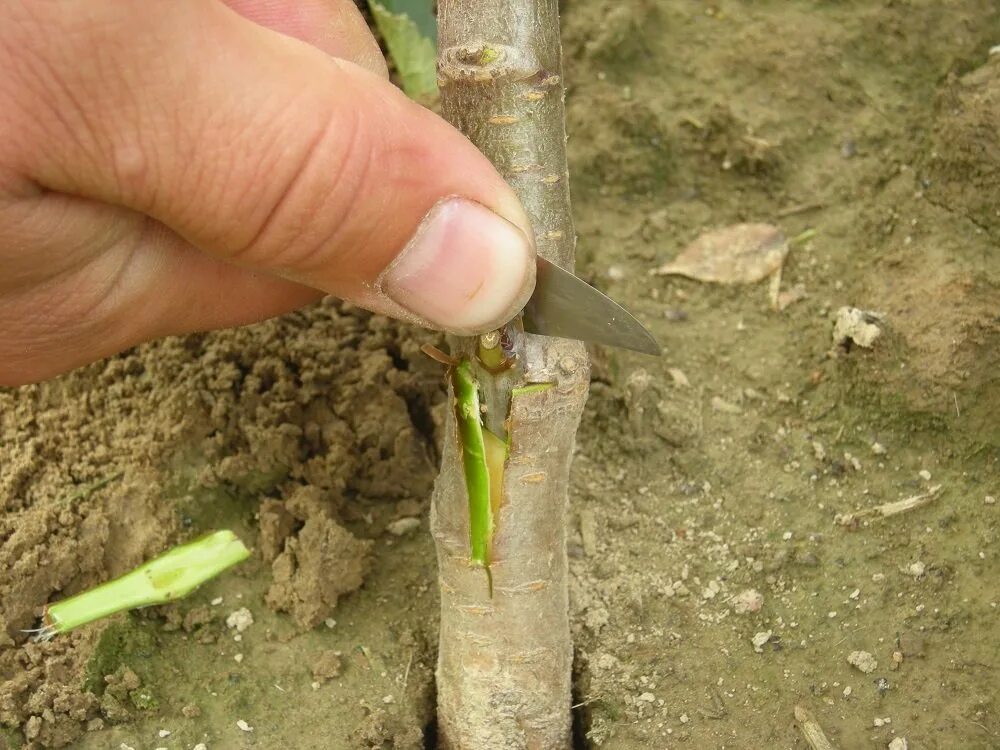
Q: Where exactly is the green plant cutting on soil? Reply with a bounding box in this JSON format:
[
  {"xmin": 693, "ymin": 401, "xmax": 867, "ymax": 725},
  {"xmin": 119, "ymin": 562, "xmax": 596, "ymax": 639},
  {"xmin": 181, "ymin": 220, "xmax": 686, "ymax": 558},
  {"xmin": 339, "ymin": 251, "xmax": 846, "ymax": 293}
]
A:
[{"xmin": 28, "ymin": 532, "xmax": 249, "ymax": 642}]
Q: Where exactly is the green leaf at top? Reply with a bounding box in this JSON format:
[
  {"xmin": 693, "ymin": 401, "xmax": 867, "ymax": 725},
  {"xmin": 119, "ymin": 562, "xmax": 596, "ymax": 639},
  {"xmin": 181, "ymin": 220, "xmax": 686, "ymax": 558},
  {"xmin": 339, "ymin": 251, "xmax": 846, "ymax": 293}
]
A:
[
  {"xmin": 375, "ymin": 0, "xmax": 436, "ymax": 43},
  {"xmin": 369, "ymin": 0, "xmax": 438, "ymax": 102}
]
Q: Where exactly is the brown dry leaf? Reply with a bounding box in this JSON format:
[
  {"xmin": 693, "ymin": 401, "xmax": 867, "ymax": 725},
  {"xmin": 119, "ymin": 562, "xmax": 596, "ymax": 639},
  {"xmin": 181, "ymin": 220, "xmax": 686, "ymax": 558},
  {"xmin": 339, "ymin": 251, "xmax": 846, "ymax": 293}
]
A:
[
  {"xmin": 776, "ymin": 283, "xmax": 808, "ymax": 311},
  {"xmin": 652, "ymin": 223, "xmax": 788, "ymax": 284}
]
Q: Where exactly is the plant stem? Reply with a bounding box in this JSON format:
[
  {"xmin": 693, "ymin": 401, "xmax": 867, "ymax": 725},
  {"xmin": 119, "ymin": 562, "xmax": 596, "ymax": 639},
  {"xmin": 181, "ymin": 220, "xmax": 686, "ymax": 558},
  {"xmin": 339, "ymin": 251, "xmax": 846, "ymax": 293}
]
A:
[
  {"xmin": 432, "ymin": 2, "xmax": 588, "ymax": 747},
  {"xmin": 38, "ymin": 530, "xmax": 249, "ymax": 639}
]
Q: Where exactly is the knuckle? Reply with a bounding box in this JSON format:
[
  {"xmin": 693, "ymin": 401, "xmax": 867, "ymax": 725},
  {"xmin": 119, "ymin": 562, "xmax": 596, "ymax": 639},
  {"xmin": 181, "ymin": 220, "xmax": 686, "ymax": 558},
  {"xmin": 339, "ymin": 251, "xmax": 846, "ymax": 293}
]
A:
[{"xmin": 229, "ymin": 103, "xmax": 376, "ymax": 273}]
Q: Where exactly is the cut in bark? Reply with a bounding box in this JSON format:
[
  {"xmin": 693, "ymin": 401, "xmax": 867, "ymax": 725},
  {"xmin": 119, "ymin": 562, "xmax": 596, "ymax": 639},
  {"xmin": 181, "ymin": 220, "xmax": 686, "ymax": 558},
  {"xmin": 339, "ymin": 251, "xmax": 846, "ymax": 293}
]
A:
[{"xmin": 431, "ymin": 1, "xmax": 588, "ymax": 747}]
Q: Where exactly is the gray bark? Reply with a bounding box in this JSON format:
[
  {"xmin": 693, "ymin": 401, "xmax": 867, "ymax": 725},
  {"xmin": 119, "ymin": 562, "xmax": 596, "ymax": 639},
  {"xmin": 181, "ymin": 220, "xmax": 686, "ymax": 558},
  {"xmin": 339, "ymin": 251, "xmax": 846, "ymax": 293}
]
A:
[{"xmin": 431, "ymin": 2, "xmax": 588, "ymax": 747}]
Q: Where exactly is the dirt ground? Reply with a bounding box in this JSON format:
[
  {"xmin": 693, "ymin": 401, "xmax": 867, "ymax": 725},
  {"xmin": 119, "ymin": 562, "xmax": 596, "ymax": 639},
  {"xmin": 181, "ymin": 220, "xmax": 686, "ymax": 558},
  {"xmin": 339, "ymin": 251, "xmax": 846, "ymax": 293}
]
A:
[{"xmin": 2, "ymin": 1, "xmax": 999, "ymax": 748}]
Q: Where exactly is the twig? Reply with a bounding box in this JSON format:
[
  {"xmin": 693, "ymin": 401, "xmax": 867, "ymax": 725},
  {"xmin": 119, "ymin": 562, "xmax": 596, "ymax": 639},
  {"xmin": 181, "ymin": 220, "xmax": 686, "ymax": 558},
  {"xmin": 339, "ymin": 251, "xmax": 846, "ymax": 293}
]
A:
[
  {"xmin": 768, "ymin": 266, "xmax": 783, "ymax": 310},
  {"xmin": 794, "ymin": 705, "xmax": 838, "ymax": 750},
  {"xmin": 58, "ymin": 471, "xmax": 124, "ymax": 504},
  {"xmin": 969, "ymin": 718, "xmax": 997, "ymax": 737},
  {"xmin": 571, "ymin": 695, "xmax": 601, "ymax": 710},
  {"xmin": 835, "ymin": 485, "xmax": 942, "ymax": 526},
  {"xmin": 699, "ymin": 686, "xmax": 727, "ymax": 719},
  {"xmin": 788, "ymin": 228, "xmax": 818, "ymax": 246},
  {"xmin": 401, "ymin": 648, "xmax": 413, "ymax": 694},
  {"xmin": 776, "ymin": 203, "xmax": 825, "ymax": 218}
]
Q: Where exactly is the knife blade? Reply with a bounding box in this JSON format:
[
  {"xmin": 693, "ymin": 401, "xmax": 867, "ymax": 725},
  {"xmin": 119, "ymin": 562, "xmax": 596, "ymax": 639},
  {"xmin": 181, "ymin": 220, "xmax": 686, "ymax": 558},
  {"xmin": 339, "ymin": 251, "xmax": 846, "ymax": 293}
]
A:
[{"xmin": 522, "ymin": 257, "xmax": 662, "ymax": 356}]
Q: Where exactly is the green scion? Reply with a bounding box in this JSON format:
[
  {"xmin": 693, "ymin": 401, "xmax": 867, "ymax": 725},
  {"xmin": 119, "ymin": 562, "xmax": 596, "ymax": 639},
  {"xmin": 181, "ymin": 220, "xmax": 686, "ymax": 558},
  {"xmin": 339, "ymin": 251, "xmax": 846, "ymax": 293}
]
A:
[
  {"xmin": 451, "ymin": 360, "xmax": 507, "ymax": 585},
  {"xmin": 35, "ymin": 530, "xmax": 250, "ymax": 640}
]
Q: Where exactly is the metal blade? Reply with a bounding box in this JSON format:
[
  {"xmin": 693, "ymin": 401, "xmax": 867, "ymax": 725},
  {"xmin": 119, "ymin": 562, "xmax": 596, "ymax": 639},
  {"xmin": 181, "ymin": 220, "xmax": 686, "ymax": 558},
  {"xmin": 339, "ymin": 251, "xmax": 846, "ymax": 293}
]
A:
[{"xmin": 522, "ymin": 257, "xmax": 662, "ymax": 356}]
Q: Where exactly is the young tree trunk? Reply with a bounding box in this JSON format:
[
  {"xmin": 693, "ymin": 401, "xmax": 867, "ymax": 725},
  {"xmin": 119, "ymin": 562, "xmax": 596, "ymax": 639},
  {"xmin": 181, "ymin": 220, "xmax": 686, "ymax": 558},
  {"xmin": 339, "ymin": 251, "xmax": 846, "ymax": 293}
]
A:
[{"xmin": 431, "ymin": 2, "xmax": 588, "ymax": 748}]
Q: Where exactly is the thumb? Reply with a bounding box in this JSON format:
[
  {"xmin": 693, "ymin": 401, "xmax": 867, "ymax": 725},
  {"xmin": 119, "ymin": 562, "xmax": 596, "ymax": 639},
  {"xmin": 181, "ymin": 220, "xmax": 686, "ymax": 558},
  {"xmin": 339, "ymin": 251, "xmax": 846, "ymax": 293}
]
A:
[{"xmin": 9, "ymin": 0, "xmax": 535, "ymax": 335}]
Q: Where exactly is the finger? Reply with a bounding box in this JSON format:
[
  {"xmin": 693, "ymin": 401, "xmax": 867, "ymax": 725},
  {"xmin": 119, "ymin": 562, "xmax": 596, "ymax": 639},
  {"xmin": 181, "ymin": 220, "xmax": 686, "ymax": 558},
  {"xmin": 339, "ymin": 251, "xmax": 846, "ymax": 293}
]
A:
[
  {"xmin": 0, "ymin": 196, "xmax": 321, "ymax": 385},
  {"xmin": 5, "ymin": 0, "xmax": 535, "ymax": 337},
  {"xmin": 221, "ymin": 0, "xmax": 388, "ymax": 77}
]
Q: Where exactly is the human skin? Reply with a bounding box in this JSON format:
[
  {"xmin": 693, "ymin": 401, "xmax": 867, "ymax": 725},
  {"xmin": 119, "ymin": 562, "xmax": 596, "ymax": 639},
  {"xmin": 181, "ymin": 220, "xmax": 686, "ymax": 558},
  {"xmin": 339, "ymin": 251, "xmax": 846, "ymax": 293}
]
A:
[{"xmin": 0, "ymin": 0, "xmax": 535, "ymax": 386}]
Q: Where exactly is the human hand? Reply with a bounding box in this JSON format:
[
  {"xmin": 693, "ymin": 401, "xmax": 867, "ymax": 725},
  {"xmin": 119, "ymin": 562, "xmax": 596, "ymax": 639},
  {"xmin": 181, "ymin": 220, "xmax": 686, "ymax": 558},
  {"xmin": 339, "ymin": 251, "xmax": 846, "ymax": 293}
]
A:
[{"xmin": 0, "ymin": 0, "xmax": 535, "ymax": 386}]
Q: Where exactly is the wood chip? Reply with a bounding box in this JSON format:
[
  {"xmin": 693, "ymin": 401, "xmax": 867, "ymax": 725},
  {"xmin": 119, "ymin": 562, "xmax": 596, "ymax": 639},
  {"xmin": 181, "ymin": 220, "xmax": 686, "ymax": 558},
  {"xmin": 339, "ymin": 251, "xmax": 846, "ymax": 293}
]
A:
[
  {"xmin": 652, "ymin": 223, "xmax": 788, "ymax": 284},
  {"xmin": 794, "ymin": 705, "xmax": 838, "ymax": 750},
  {"xmin": 835, "ymin": 485, "xmax": 942, "ymax": 526}
]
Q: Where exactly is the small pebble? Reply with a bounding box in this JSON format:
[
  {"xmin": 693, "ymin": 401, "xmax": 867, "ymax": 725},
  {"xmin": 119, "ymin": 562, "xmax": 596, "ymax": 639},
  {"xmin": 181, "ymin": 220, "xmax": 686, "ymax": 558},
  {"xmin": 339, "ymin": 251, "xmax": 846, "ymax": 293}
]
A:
[
  {"xmin": 752, "ymin": 631, "xmax": 772, "ymax": 653},
  {"xmin": 871, "ymin": 442, "xmax": 887, "ymax": 455},
  {"xmin": 158, "ymin": 729, "xmax": 171, "ymax": 738},
  {"xmin": 702, "ymin": 580, "xmax": 721, "ymax": 599},
  {"xmin": 732, "ymin": 588, "xmax": 764, "ymax": 614},
  {"xmin": 181, "ymin": 704, "xmax": 201, "ymax": 719},
  {"xmin": 210, "ymin": 597, "xmax": 223, "ymax": 606},
  {"xmin": 782, "ymin": 531, "xmax": 793, "ymax": 541},
  {"xmin": 668, "ymin": 368, "xmax": 691, "ymax": 387},
  {"xmin": 325, "ymin": 618, "xmax": 337, "ymax": 629},
  {"xmin": 236, "ymin": 719, "xmax": 253, "ymax": 733},
  {"xmin": 843, "ymin": 686, "xmax": 852, "ymax": 698},
  {"xmin": 226, "ymin": 608, "xmax": 254, "ymax": 633},
  {"xmin": 386, "ymin": 517, "xmax": 421, "ymax": 536},
  {"xmin": 312, "ymin": 650, "xmax": 343, "ymax": 682},
  {"xmin": 847, "ymin": 650, "xmax": 878, "ymax": 673},
  {"xmin": 382, "ymin": 695, "xmax": 395, "ymax": 704},
  {"xmin": 711, "ymin": 396, "xmax": 742, "ymax": 415},
  {"xmin": 812, "ymin": 441, "xmax": 827, "ymax": 461},
  {"xmin": 985, "ymin": 495, "xmax": 996, "ymax": 505},
  {"xmin": 194, "ymin": 744, "xmax": 208, "ymax": 750},
  {"xmin": 234, "ymin": 653, "xmax": 244, "ymax": 664},
  {"xmin": 638, "ymin": 692, "xmax": 655, "ymax": 703},
  {"xmin": 679, "ymin": 713, "xmax": 690, "ymax": 724},
  {"xmin": 918, "ymin": 469, "xmax": 932, "ymax": 481},
  {"xmin": 906, "ymin": 561, "xmax": 926, "ymax": 578},
  {"xmin": 888, "ymin": 738, "xmax": 908, "ymax": 750},
  {"xmin": 834, "ymin": 306, "xmax": 884, "ymax": 348}
]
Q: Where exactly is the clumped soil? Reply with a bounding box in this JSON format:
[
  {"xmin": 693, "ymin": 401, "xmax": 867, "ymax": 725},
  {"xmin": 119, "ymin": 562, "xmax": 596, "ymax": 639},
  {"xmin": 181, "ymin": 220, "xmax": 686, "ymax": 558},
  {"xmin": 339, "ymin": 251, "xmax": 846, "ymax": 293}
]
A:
[
  {"xmin": 2, "ymin": 304, "xmax": 443, "ymax": 749},
  {"xmin": 3, "ymin": 1, "xmax": 1000, "ymax": 749}
]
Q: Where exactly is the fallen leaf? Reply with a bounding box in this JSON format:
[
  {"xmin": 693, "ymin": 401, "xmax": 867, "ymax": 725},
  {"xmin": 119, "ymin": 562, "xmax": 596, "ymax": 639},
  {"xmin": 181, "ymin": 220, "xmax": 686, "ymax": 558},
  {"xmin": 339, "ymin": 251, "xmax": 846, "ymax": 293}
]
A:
[{"xmin": 652, "ymin": 223, "xmax": 788, "ymax": 284}]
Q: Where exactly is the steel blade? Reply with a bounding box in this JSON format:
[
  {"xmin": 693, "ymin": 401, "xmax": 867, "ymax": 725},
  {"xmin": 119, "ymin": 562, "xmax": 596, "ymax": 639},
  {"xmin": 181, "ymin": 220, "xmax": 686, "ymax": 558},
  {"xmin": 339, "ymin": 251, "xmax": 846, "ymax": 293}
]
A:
[{"xmin": 522, "ymin": 257, "xmax": 662, "ymax": 355}]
